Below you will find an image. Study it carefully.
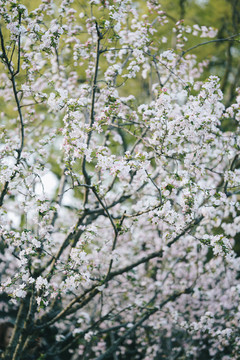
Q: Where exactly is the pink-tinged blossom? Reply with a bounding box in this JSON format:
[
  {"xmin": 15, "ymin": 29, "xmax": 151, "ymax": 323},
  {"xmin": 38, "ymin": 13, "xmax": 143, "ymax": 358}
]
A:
[{"xmin": 0, "ymin": 1, "xmax": 239, "ymax": 359}]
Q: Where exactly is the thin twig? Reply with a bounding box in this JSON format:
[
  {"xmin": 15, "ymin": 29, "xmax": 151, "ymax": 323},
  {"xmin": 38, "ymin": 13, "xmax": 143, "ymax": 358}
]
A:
[
  {"xmin": 96, "ymin": 286, "xmax": 193, "ymax": 360},
  {"xmin": 36, "ymin": 215, "xmax": 203, "ymax": 329},
  {"xmin": 82, "ymin": 21, "xmax": 103, "ymax": 206}
]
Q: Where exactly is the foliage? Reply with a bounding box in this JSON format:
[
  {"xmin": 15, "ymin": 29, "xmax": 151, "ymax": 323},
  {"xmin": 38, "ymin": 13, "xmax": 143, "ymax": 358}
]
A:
[{"xmin": 0, "ymin": 1, "xmax": 240, "ymax": 359}]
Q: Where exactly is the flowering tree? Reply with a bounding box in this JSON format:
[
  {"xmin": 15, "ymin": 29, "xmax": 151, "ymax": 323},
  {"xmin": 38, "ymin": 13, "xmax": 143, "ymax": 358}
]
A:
[{"xmin": 0, "ymin": 0, "xmax": 240, "ymax": 359}]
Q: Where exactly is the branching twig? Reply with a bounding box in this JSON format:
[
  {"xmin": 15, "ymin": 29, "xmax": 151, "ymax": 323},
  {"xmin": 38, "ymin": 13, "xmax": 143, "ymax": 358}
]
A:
[
  {"xmin": 96, "ymin": 286, "xmax": 193, "ymax": 360},
  {"xmin": 0, "ymin": 14, "xmax": 24, "ymax": 208},
  {"xmin": 82, "ymin": 21, "xmax": 103, "ymax": 206},
  {"xmin": 36, "ymin": 215, "xmax": 203, "ymax": 329}
]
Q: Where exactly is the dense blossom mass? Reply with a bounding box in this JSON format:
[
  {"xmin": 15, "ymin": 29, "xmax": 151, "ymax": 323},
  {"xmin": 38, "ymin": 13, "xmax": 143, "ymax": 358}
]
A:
[{"xmin": 0, "ymin": 0, "xmax": 240, "ymax": 359}]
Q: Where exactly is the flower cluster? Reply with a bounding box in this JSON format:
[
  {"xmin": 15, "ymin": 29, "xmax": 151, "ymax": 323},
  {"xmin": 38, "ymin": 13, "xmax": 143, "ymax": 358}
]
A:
[{"xmin": 0, "ymin": 0, "xmax": 239, "ymax": 359}]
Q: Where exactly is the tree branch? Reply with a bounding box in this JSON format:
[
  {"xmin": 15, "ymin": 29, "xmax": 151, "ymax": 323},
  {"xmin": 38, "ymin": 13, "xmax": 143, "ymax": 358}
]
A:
[{"xmin": 96, "ymin": 286, "xmax": 193, "ymax": 360}]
